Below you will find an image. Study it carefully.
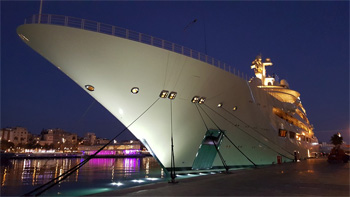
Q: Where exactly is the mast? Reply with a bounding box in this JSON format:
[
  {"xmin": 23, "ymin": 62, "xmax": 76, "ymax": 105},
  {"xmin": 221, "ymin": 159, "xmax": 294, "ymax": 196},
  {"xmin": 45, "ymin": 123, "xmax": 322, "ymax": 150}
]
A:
[{"xmin": 251, "ymin": 55, "xmax": 273, "ymax": 86}]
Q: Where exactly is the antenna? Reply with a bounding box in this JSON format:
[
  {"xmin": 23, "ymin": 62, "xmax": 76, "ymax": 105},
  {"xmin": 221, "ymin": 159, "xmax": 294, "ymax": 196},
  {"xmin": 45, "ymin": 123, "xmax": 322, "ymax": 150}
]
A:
[
  {"xmin": 184, "ymin": 19, "xmax": 197, "ymax": 31},
  {"xmin": 203, "ymin": 19, "xmax": 207, "ymax": 55}
]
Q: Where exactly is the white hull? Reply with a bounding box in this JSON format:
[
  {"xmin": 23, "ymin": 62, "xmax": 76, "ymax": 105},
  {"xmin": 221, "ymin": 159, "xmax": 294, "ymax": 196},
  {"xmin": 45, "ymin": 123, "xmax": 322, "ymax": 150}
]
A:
[{"xmin": 17, "ymin": 15, "xmax": 318, "ymax": 172}]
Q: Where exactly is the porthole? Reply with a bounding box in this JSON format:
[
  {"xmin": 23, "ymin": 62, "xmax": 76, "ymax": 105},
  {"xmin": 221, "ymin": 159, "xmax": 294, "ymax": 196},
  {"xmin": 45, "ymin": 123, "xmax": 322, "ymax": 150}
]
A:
[
  {"xmin": 131, "ymin": 87, "xmax": 139, "ymax": 94},
  {"xmin": 85, "ymin": 85, "xmax": 95, "ymax": 91}
]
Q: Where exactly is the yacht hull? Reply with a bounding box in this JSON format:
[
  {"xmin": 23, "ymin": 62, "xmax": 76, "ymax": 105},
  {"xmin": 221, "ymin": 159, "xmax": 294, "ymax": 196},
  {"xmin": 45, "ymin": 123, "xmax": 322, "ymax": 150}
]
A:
[{"xmin": 17, "ymin": 21, "xmax": 318, "ymax": 172}]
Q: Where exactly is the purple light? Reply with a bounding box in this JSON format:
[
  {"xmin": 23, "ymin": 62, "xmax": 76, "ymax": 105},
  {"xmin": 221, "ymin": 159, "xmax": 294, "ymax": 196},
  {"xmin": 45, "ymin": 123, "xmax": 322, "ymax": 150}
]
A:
[
  {"xmin": 123, "ymin": 149, "xmax": 140, "ymax": 155},
  {"xmin": 84, "ymin": 150, "xmax": 116, "ymax": 156},
  {"xmin": 89, "ymin": 158, "xmax": 115, "ymax": 166},
  {"xmin": 124, "ymin": 158, "xmax": 139, "ymax": 169}
]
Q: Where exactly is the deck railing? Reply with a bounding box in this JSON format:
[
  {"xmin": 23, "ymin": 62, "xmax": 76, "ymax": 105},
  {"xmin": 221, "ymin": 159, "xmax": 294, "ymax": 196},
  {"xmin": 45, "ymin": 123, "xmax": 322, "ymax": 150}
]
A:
[{"xmin": 24, "ymin": 14, "xmax": 248, "ymax": 80}]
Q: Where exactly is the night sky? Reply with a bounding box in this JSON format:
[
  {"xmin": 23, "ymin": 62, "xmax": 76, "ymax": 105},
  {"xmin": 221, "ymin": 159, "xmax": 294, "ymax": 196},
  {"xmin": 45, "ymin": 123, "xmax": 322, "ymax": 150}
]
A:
[{"xmin": 1, "ymin": 1, "xmax": 349, "ymax": 143}]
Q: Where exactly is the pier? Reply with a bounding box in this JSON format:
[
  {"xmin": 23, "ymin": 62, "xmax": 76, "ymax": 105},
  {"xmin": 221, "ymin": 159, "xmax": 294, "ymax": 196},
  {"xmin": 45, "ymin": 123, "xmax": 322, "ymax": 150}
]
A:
[{"xmin": 94, "ymin": 158, "xmax": 349, "ymax": 196}]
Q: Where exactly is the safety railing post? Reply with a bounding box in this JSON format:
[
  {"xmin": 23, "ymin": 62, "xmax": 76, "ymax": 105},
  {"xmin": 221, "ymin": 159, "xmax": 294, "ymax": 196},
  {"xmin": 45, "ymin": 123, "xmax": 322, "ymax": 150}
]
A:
[{"xmin": 81, "ymin": 19, "xmax": 85, "ymax": 29}]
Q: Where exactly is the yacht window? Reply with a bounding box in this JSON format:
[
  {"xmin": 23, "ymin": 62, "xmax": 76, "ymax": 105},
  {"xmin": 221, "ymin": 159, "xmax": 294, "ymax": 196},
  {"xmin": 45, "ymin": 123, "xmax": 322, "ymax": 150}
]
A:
[
  {"xmin": 279, "ymin": 129, "xmax": 287, "ymax": 137},
  {"xmin": 289, "ymin": 131, "xmax": 296, "ymax": 139}
]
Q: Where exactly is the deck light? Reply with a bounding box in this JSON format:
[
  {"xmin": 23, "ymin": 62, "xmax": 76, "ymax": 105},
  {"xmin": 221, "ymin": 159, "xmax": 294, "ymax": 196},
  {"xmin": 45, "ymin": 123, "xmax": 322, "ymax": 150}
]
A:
[
  {"xmin": 160, "ymin": 90, "xmax": 169, "ymax": 98},
  {"xmin": 168, "ymin": 92, "xmax": 177, "ymax": 100},
  {"xmin": 217, "ymin": 103, "xmax": 223, "ymax": 108},
  {"xmin": 233, "ymin": 106, "xmax": 238, "ymax": 111},
  {"xmin": 191, "ymin": 96, "xmax": 200, "ymax": 103},
  {"xmin": 111, "ymin": 182, "xmax": 123, "ymax": 186},
  {"xmin": 85, "ymin": 85, "xmax": 95, "ymax": 91},
  {"xmin": 199, "ymin": 97, "xmax": 206, "ymax": 104},
  {"xmin": 131, "ymin": 87, "xmax": 139, "ymax": 94}
]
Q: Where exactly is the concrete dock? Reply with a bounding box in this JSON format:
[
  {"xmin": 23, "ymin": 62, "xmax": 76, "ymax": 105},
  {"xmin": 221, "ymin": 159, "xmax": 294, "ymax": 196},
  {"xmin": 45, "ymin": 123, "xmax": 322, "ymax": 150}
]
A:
[{"xmin": 95, "ymin": 158, "xmax": 349, "ymax": 196}]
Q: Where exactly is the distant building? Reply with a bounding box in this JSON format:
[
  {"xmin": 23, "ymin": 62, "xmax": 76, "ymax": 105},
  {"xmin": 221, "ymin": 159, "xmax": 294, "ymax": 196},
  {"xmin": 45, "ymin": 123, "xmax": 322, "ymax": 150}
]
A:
[
  {"xmin": 83, "ymin": 132, "xmax": 97, "ymax": 145},
  {"xmin": 0, "ymin": 127, "xmax": 29, "ymax": 146},
  {"xmin": 40, "ymin": 128, "xmax": 78, "ymax": 150},
  {"xmin": 96, "ymin": 138, "xmax": 109, "ymax": 145}
]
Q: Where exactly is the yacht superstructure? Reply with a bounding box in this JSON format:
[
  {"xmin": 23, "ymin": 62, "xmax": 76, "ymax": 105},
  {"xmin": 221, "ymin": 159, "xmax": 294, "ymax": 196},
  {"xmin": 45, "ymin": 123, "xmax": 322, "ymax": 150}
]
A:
[{"xmin": 17, "ymin": 14, "xmax": 319, "ymax": 173}]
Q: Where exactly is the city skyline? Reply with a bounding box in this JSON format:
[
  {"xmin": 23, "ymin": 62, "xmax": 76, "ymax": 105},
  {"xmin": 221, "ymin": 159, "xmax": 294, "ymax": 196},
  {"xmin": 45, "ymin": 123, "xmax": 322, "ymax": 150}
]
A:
[{"xmin": 2, "ymin": 1, "xmax": 349, "ymax": 143}]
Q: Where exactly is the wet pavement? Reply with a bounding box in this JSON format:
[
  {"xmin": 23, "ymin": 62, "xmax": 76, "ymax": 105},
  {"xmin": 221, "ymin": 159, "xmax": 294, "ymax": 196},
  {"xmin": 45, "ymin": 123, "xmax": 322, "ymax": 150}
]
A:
[{"xmin": 94, "ymin": 158, "xmax": 349, "ymax": 196}]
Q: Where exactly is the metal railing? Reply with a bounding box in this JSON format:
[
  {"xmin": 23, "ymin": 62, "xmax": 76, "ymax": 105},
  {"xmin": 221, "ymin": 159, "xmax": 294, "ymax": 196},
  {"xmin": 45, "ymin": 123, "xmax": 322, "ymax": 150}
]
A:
[{"xmin": 24, "ymin": 14, "xmax": 248, "ymax": 80}]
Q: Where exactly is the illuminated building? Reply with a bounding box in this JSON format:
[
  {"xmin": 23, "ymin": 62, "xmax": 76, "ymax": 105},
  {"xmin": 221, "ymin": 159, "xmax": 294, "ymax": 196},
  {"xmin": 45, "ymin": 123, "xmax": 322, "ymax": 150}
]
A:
[
  {"xmin": 40, "ymin": 128, "xmax": 78, "ymax": 150},
  {"xmin": 0, "ymin": 127, "xmax": 29, "ymax": 146}
]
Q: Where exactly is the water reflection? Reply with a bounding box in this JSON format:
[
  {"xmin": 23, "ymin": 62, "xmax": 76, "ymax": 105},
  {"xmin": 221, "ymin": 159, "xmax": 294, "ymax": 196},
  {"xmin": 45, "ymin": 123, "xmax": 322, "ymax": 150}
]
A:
[{"xmin": 1, "ymin": 157, "xmax": 162, "ymax": 196}]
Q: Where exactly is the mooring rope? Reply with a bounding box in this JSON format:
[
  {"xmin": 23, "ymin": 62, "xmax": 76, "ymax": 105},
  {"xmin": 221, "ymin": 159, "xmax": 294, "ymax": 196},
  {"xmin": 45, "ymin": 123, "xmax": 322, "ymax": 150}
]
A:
[
  {"xmin": 201, "ymin": 104, "xmax": 293, "ymax": 160},
  {"xmin": 194, "ymin": 103, "xmax": 228, "ymax": 171},
  {"xmin": 195, "ymin": 104, "xmax": 209, "ymax": 131},
  {"xmin": 197, "ymin": 104, "xmax": 257, "ymax": 167},
  {"xmin": 23, "ymin": 98, "xmax": 160, "ymax": 196},
  {"xmin": 220, "ymin": 106, "xmax": 294, "ymax": 156},
  {"xmin": 169, "ymin": 100, "xmax": 177, "ymax": 183},
  {"xmin": 210, "ymin": 135, "xmax": 229, "ymax": 172}
]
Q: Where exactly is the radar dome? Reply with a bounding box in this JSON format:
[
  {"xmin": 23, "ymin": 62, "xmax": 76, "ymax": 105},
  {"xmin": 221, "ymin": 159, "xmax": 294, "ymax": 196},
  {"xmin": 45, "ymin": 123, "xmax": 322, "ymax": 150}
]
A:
[{"xmin": 280, "ymin": 79, "xmax": 289, "ymax": 89}]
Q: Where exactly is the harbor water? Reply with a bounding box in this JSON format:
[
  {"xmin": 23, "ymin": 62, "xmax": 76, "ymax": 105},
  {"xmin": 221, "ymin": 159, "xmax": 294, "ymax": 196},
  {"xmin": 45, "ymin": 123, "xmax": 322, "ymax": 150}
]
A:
[{"xmin": 0, "ymin": 157, "xmax": 164, "ymax": 196}]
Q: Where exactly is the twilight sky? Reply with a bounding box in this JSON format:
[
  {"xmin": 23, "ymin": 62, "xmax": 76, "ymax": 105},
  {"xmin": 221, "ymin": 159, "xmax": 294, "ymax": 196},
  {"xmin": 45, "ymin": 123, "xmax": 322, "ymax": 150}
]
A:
[{"xmin": 1, "ymin": 1, "xmax": 349, "ymax": 143}]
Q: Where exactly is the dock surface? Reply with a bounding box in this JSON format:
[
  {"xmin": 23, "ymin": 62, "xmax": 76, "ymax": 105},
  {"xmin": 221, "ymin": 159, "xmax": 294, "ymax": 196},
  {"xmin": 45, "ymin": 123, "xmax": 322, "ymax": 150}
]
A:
[{"xmin": 95, "ymin": 158, "xmax": 349, "ymax": 196}]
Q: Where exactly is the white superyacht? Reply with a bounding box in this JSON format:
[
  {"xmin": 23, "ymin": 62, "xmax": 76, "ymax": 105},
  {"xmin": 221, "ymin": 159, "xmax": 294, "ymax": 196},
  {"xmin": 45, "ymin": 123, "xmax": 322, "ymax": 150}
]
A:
[{"xmin": 17, "ymin": 14, "xmax": 319, "ymax": 173}]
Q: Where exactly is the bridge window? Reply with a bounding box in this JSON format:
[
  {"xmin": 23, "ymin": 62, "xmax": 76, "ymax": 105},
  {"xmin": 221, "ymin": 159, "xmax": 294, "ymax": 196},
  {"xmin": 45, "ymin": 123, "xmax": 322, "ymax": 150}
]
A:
[
  {"xmin": 289, "ymin": 131, "xmax": 296, "ymax": 139},
  {"xmin": 279, "ymin": 129, "xmax": 287, "ymax": 137}
]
